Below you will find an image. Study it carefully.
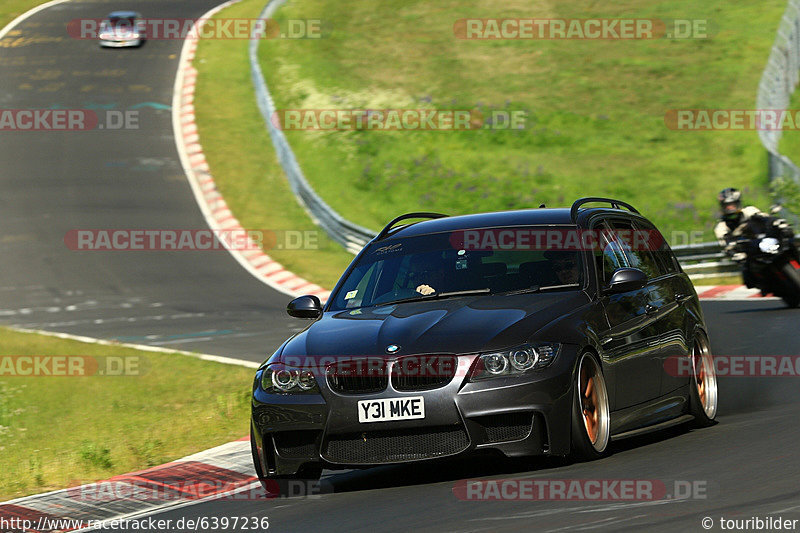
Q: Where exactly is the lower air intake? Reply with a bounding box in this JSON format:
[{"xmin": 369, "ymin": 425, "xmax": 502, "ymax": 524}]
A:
[
  {"xmin": 323, "ymin": 425, "xmax": 469, "ymax": 464},
  {"xmin": 473, "ymin": 412, "xmax": 533, "ymax": 443}
]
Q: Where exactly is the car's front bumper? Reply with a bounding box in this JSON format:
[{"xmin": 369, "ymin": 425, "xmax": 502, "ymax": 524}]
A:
[
  {"xmin": 251, "ymin": 345, "xmax": 578, "ymax": 476},
  {"xmin": 99, "ymin": 38, "xmax": 142, "ymax": 47}
]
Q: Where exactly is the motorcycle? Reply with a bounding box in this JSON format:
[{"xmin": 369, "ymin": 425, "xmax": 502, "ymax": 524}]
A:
[{"xmin": 729, "ymin": 214, "xmax": 800, "ymax": 307}]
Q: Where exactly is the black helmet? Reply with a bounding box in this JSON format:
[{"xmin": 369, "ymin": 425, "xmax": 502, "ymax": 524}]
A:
[{"xmin": 718, "ymin": 187, "xmax": 742, "ymax": 221}]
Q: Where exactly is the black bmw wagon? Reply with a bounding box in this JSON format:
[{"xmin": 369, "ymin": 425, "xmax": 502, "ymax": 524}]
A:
[{"xmin": 250, "ymin": 198, "xmax": 718, "ymax": 484}]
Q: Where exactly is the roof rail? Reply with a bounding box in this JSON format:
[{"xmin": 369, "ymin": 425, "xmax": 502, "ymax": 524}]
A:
[
  {"xmin": 570, "ymin": 197, "xmax": 639, "ymax": 222},
  {"xmin": 375, "ymin": 212, "xmax": 449, "ymax": 240}
]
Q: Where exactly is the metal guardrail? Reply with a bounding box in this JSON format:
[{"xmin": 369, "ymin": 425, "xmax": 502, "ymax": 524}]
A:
[
  {"xmin": 758, "ymin": 0, "xmax": 800, "ymax": 186},
  {"xmin": 249, "ymin": 0, "xmax": 377, "ymax": 254},
  {"xmin": 672, "ymin": 242, "xmax": 738, "ymax": 279}
]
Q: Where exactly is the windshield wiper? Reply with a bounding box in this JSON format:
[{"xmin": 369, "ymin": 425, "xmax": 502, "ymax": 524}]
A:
[
  {"xmin": 379, "ymin": 288, "xmax": 491, "ymax": 306},
  {"xmin": 498, "ymin": 283, "xmax": 581, "ymax": 296},
  {"xmin": 497, "ymin": 286, "xmax": 541, "ymax": 296},
  {"xmin": 538, "ymin": 283, "xmax": 581, "ymax": 290}
]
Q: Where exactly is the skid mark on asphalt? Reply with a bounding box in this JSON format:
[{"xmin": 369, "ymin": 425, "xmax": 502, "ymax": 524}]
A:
[
  {"xmin": 0, "ymin": 298, "xmax": 162, "ymax": 316},
  {"xmin": 546, "ymin": 514, "xmax": 648, "ymax": 532},
  {"xmin": 10, "ymin": 312, "xmax": 206, "ymax": 329},
  {"xmin": 114, "ymin": 329, "xmax": 236, "ymax": 342},
  {"xmin": 468, "ymin": 498, "xmax": 687, "ymax": 524},
  {"xmin": 151, "ymin": 331, "xmax": 262, "ymax": 346},
  {"xmin": 0, "ymin": 300, "xmax": 100, "ymax": 316},
  {"xmin": 0, "ymin": 284, "xmax": 46, "ymax": 292}
]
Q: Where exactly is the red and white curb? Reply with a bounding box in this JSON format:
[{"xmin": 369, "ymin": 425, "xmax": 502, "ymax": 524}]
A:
[
  {"xmin": 695, "ymin": 285, "xmax": 778, "ymax": 300},
  {"xmin": 0, "ymin": 439, "xmax": 259, "ymax": 532},
  {"xmin": 171, "ymin": 1, "xmax": 330, "ymax": 303}
]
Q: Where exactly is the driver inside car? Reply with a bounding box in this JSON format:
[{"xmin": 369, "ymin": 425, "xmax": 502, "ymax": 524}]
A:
[
  {"xmin": 407, "ymin": 252, "xmax": 448, "ymax": 296},
  {"xmin": 544, "ymin": 250, "xmax": 581, "ymax": 285}
]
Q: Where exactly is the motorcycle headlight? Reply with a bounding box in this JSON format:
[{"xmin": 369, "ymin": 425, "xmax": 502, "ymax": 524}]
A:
[
  {"xmin": 758, "ymin": 237, "xmax": 780, "ymax": 254},
  {"xmin": 260, "ymin": 364, "xmax": 318, "ymax": 394},
  {"xmin": 470, "ymin": 343, "xmax": 560, "ymax": 381}
]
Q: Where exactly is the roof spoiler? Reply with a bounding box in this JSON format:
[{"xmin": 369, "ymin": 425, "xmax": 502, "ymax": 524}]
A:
[
  {"xmin": 570, "ymin": 197, "xmax": 639, "ymax": 222},
  {"xmin": 375, "ymin": 212, "xmax": 449, "ymax": 241}
]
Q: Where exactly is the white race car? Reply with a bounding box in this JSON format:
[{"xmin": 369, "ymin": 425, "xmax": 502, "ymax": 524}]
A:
[{"xmin": 99, "ymin": 11, "xmax": 145, "ymax": 48}]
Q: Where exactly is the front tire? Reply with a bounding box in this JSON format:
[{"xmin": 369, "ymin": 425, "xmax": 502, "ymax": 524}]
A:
[
  {"xmin": 570, "ymin": 352, "xmax": 610, "ymax": 461},
  {"xmin": 688, "ymin": 337, "xmax": 717, "ymax": 426}
]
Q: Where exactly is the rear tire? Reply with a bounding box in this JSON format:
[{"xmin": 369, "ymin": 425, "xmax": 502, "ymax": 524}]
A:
[
  {"xmin": 779, "ymin": 263, "xmax": 800, "ymax": 308},
  {"xmin": 570, "ymin": 352, "xmax": 610, "ymax": 461},
  {"xmin": 688, "ymin": 337, "xmax": 717, "ymax": 427}
]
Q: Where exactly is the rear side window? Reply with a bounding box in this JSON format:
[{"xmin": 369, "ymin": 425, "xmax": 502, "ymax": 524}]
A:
[
  {"xmin": 607, "ymin": 219, "xmax": 661, "ymax": 279},
  {"xmin": 633, "ymin": 219, "xmax": 680, "ymax": 276},
  {"xmin": 591, "ymin": 220, "xmax": 629, "ymax": 284}
]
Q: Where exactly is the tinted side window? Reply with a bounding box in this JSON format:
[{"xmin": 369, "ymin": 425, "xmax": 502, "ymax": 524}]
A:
[
  {"xmin": 608, "ymin": 219, "xmax": 661, "ymax": 279},
  {"xmin": 633, "ymin": 219, "xmax": 680, "ymax": 275},
  {"xmin": 592, "ymin": 220, "xmax": 629, "ymax": 284}
]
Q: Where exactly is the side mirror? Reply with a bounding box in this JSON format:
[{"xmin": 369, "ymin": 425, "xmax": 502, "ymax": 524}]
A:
[
  {"xmin": 287, "ymin": 295, "xmax": 322, "ymax": 319},
  {"xmin": 605, "ymin": 268, "xmax": 647, "ymax": 294}
]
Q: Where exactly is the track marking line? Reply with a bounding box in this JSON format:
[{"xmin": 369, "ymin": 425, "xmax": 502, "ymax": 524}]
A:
[{"xmin": 8, "ymin": 326, "xmax": 259, "ymax": 368}]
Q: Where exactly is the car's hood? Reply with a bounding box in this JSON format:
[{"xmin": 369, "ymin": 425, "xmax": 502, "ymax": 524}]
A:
[{"xmin": 278, "ymin": 291, "xmax": 590, "ymax": 360}]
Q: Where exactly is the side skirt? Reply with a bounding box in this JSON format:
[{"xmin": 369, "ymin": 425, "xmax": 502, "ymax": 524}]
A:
[{"xmin": 611, "ymin": 414, "xmax": 694, "ymax": 441}]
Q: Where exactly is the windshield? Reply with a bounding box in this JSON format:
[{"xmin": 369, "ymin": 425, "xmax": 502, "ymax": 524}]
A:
[
  {"xmin": 105, "ymin": 17, "xmax": 137, "ymax": 30},
  {"xmin": 329, "ymin": 228, "xmax": 583, "ymax": 311}
]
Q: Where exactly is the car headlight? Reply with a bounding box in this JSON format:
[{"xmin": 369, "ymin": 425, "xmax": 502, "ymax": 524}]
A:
[
  {"xmin": 470, "ymin": 343, "xmax": 560, "ymax": 381},
  {"xmin": 260, "ymin": 364, "xmax": 319, "ymax": 393}
]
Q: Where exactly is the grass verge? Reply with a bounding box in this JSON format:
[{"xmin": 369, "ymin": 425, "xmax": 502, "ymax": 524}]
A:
[
  {"xmin": 0, "ymin": 0, "xmax": 51, "ymax": 31},
  {"xmin": 192, "ymin": 0, "xmax": 354, "ymax": 288},
  {"xmin": 0, "ymin": 327, "xmax": 253, "ymax": 501},
  {"xmin": 255, "ymin": 0, "xmax": 784, "ymax": 241}
]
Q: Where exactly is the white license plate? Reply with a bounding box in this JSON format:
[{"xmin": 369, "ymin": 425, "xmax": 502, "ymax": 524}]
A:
[{"xmin": 357, "ymin": 396, "xmax": 425, "ymax": 423}]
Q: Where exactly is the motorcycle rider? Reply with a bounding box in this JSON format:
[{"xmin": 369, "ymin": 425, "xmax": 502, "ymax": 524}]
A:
[{"xmin": 714, "ymin": 187, "xmax": 793, "ymax": 288}]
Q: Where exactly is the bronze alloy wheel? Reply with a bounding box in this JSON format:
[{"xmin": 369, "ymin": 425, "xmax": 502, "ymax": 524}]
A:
[
  {"xmin": 578, "ymin": 353, "xmax": 609, "ymax": 452},
  {"xmin": 692, "ymin": 338, "xmax": 718, "ymax": 420}
]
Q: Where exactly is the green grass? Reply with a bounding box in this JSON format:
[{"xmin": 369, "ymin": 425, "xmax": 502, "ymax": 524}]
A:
[
  {"xmin": 691, "ymin": 274, "xmax": 742, "ymax": 286},
  {"xmin": 254, "ymin": 0, "xmax": 783, "ymax": 243},
  {"xmin": 0, "ymin": 0, "xmax": 48, "ymax": 30},
  {"xmin": 776, "ymin": 90, "xmax": 800, "ymax": 213},
  {"xmin": 0, "ymin": 328, "xmax": 254, "ymax": 500},
  {"xmin": 196, "ymin": 0, "xmax": 788, "ymax": 291}
]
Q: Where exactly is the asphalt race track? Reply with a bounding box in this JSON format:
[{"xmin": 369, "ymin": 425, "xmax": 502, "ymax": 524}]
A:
[
  {"xmin": 2, "ymin": 2, "xmax": 800, "ymax": 532},
  {"xmin": 0, "ymin": 0, "xmax": 305, "ymax": 361}
]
